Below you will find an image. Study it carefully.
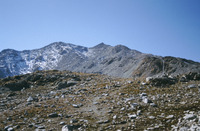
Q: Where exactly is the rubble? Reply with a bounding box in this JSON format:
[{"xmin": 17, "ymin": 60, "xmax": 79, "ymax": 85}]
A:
[{"xmin": 0, "ymin": 70, "xmax": 200, "ymax": 130}]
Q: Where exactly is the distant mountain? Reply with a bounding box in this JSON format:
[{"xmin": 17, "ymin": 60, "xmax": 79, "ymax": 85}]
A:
[{"xmin": 0, "ymin": 42, "xmax": 200, "ymax": 78}]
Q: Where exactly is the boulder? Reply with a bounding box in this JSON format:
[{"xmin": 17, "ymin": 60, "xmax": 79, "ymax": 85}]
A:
[
  {"xmin": 148, "ymin": 76, "xmax": 177, "ymax": 86},
  {"xmin": 56, "ymin": 81, "xmax": 77, "ymax": 89},
  {"xmin": 4, "ymin": 80, "xmax": 30, "ymax": 91}
]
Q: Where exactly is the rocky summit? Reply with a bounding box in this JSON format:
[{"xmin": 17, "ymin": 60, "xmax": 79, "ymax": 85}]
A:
[
  {"xmin": 0, "ymin": 70, "xmax": 200, "ymax": 130},
  {"xmin": 0, "ymin": 42, "xmax": 200, "ymax": 78}
]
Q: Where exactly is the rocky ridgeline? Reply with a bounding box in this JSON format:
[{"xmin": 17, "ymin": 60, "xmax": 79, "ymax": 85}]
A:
[
  {"xmin": 0, "ymin": 70, "xmax": 200, "ymax": 130},
  {"xmin": 1, "ymin": 42, "xmax": 200, "ymax": 79},
  {"xmin": 146, "ymin": 72, "xmax": 200, "ymax": 87}
]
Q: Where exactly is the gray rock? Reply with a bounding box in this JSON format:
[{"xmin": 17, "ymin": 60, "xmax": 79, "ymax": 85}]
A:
[
  {"xmin": 148, "ymin": 76, "xmax": 177, "ymax": 86},
  {"xmin": 166, "ymin": 115, "xmax": 174, "ymax": 119},
  {"xmin": 180, "ymin": 76, "xmax": 188, "ymax": 82},
  {"xmin": 146, "ymin": 77, "xmax": 153, "ymax": 82},
  {"xmin": 7, "ymin": 92, "xmax": 16, "ymax": 97},
  {"xmin": 27, "ymin": 96, "xmax": 34, "ymax": 102},
  {"xmin": 7, "ymin": 127, "xmax": 14, "ymax": 131},
  {"xmin": 96, "ymin": 120, "xmax": 110, "ymax": 124},
  {"xmin": 62, "ymin": 125, "xmax": 80, "ymax": 131},
  {"xmin": 137, "ymin": 110, "xmax": 142, "ymax": 116},
  {"xmin": 67, "ymin": 81, "xmax": 78, "ymax": 87},
  {"xmin": 72, "ymin": 103, "xmax": 83, "ymax": 108},
  {"xmin": 56, "ymin": 81, "xmax": 68, "ymax": 89},
  {"xmin": 4, "ymin": 125, "xmax": 12, "ymax": 130},
  {"xmin": 150, "ymin": 103, "xmax": 157, "ymax": 107},
  {"xmin": 130, "ymin": 103, "xmax": 138, "ymax": 109},
  {"xmin": 60, "ymin": 121, "xmax": 65, "ymax": 125},
  {"xmin": 128, "ymin": 114, "xmax": 137, "ymax": 119},
  {"xmin": 38, "ymin": 125, "xmax": 45, "ymax": 129},
  {"xmin": 35, "ymin": 129, "xmax": 46, "ymax": 131},
  {"xmin": 62, "ymin": 125, "xmax": 73, "ymax": 131},
  {"xmin": 140, "ymin": 93, "xmax": 147, "ymax": 97},
  {"xmin": 179, "ymin": 127, "xmax": 189, "ymax": 131},
  {"xmin": 187, "ymin": 84, "xmax": 197, "ymax": 88},
  {"xmin": 48, "ymin": 113, "xmax": 58, "ymax": 118},
  {"xmin": 143, "ymin": 98, "xmax": 152, "ymax": 104},
  {"xmin": 148, "ymin": 116, "xmax": 155, "ymax": 119},
  {"xmin": 183, "ymin": 114, "xmax": 196, "ymax": 120},
  {"xmin": 70, "ymin": 119, "xmax": 78, "ymax": 124}
]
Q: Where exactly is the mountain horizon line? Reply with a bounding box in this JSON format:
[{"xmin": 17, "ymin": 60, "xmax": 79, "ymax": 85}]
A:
[
  {"xmin": 1, "ymin": 41, "xmax": 198, "ymax": 63},
  {"xmin": 0, "ymin": 41, "xmax": 200, "ymax": 79}
]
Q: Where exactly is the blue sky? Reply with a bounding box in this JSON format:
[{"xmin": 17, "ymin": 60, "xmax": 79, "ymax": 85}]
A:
[{"xmin": 0, "ymin": 0, "xmax": 200, "ymax": 62}]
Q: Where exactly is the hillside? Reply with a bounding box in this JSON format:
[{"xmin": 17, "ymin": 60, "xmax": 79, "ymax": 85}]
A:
[{"xmin": 0, "ymin": 70, "xmax": 200, "ymax": 130}]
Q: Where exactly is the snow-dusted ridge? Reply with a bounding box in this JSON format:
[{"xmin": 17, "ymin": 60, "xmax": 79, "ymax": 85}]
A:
[
  {"xmin": 1, "ymin": 42, "xmax": 200, "ymax": 78},
  {"xmin": 0, "ymin": 42, "xmax": 90, "ymax": 78}
]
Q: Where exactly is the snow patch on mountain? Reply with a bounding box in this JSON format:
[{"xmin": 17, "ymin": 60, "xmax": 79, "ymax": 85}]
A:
[
  {"xmin": 0, "ymin": 42, "xmax": 90, "ymax": 78},
  {"xmin": 1, "ymin": 42, "xmax": 200, "ymax": 78}
]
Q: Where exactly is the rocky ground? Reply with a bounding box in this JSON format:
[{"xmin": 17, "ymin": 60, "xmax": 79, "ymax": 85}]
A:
[{"xmin": 0, "ymin": 70, "xmax": 200, "ymax": 131}]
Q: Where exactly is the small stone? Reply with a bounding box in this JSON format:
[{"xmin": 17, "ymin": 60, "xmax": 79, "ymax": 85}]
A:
[
  {"xmin": 150, "ymin": 103, "xmax": 157, "ymax": 107},
  {"xmin": 147, "ymin": 127, "xmax": 155, "ymax": 130},
  {"xmin": 143, "ymin": 98, "xmax": 152, "ymax": 104},
  {"xmin": 120, "ymin": 107, "xmax": 125, "ymax": 111},
  {"xmin": 4, "ymin": 125, "xmax": 12, "ymax": 130},
  {"xmin": 38, "ymin": 125, "xmax": 45, "ymax": 129},
  {"xmin": 113, "ymin": 115, "xmax": 117, "ymax": 119},
  {"xmin": 72, "ymin": 103, "xmax": 83, "ymax": 108},
  {"xmin": 7, "ymin": 117, "xmax": 12, "ymax": 121},
  {"xmin": 35, "ymin": 129, "xmax": 46, "ymax": 131},
  {"xmin": 7, "ymin": 127, "xmax": 14, "ymax": 131},
  {"xmin": 128, "ymin": 114, "xmax": 137, "ymax": 119},
  {"xmin": 137, "ymin": 110, "xmax": 142, "ymax": 116},
  {"xmin": 148, "ymin": 116, "xmax": 155, "ymax": 119},
  {"xmin": 179, "ymin": 127, "xmax": 188, "ymax": 131},
  {"xmin": 7, "ymin": 93, "xmax": 16, "ymax": 97},
  {"xmin": 67, "ymin": 81, "xmax": 78, "ymax": 87},
  {"xmin": 187, "ymin": 84, "xmax": 197, "ymax": 88},
  {"xmin": 48, "ymin": 113, "xmax": 58, "ymax": 118},
  {"xmin": 65, "ymin": 115, "xmax": 72, "ymax": 118},
  {"xmin": 60, "ymin": 122, "xmax": 65, "ymax": 125},
  {"xmin": 93, "ymin": 102, "xmax": 99, "ymax": 105},
  {"xmin": 97, "ymin": 120, "xmax": 110, "ymax": 124},
  {"xmin": 27, "ymin": 96, "xmax": 34, "ymax": 102},
  {"xmin": 55, "ymin": 96, "xmax": 59, "ymax": 99},
  {"xmin": 70, "ymin": 119, "xmax": 78, "ymax": 124},
  {"xmin": 130, "ymin": 103, "xmax": 138, "ymax": 108},
  {"xmin": 28, "ymin": 124, "xmax": 34, "ymax": 128},
  {"xmin": 183, "ymin": 114, "xmax": 196, "ymax": 120},
  {"xmin": 140, "ymin": 93, "xmax": 147, "ymax": 97},
  {"xmin": 166, "ymin": 115, "xmax": 174, "ymax": 119},
  {"xmin": 62, "ymin": 125, "xmax": 73, "ymax": 131},
  {"xmin": 146, "ymin": 77, "xmax": 153, "ymax": 82}
]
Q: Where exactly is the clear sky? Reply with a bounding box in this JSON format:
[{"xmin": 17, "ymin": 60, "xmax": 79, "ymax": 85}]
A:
[{"xmin": 0, "ymin": 0, "xmax": 200, "ymax": 62}]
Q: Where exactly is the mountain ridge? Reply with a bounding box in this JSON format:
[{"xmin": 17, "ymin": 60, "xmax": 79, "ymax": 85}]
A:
[{"xmin": 0, "ymin": 42, "xmax": 200, "ymax": 78}]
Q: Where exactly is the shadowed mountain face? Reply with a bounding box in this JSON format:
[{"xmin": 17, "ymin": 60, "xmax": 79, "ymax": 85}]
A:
[{"xmin": 0, "ymin": 42, "xmax": 200, "ymax": 78}]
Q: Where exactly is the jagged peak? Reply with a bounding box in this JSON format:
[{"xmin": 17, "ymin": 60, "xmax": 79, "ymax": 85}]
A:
[
  {"xmin": 44, "ymin": 42, "xmax": 72, "ymax": 48},
  {"xmin": 92, "ymin": 42, "xmax": 111, "ymax": 49}
]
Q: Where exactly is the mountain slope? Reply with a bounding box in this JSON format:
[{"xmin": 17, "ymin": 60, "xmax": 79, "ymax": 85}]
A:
[
  {"xmin": 0, "ymin": 42, "xmax": 200, "ymax": 78},
  {"xmin": 132, "ymin": 56, "xmax": 200, "ymax": 78}
]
